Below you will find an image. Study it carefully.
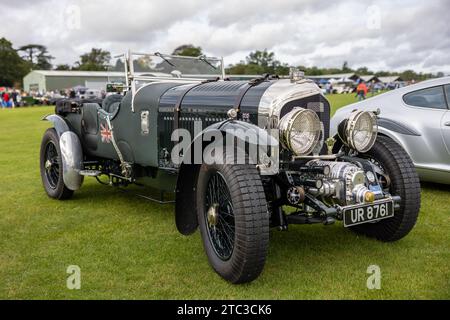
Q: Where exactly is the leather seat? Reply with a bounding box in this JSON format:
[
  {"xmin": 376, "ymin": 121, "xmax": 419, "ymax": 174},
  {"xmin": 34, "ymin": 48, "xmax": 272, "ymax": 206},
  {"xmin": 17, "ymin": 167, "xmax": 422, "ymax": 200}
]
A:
[{"xmin": 101, "ymin": 94, "xmax": 122, "ymax": 117}]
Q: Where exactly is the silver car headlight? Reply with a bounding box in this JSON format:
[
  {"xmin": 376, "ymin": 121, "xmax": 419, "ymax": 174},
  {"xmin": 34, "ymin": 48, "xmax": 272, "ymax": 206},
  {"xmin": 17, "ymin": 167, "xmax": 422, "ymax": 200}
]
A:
[
  {"xmin": 279, "ymin": 107, "xmax": 322, "ymax": 156},
  {"xmin": 338, "ymin": 110, "xmax": 378, "ymax": 153}
]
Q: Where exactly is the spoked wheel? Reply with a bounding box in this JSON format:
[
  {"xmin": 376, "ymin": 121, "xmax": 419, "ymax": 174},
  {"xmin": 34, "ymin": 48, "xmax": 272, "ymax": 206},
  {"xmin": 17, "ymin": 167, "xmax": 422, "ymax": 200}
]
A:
[
  {"xmin": 40, "ymin": 128, "xmax": 74, "ymax": 200},
  {"xmin": 204, "ymin": 172, "xmax": 235, "ymax": 261},
  {"xmin": 351, "ymin": 135, "xmax": 421, "ymax": 241},
  {"xmin": 197, "ymin": 160, "xmax": 269, "ymax": 284},
  {"xmin": 44, "ymin": 141, "xmax": 60, "ymax": 189}
]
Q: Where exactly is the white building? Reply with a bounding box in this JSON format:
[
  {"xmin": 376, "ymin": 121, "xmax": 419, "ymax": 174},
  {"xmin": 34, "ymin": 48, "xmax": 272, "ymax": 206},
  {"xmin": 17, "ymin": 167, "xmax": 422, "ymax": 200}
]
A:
[{"xmin": 23, "ymin": 70, "xmax": 125, "ymax": 92}]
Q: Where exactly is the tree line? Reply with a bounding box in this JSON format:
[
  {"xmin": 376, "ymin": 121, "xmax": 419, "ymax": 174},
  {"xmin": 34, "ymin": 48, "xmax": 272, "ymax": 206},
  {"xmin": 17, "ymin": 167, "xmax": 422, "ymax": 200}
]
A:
[
  {"xmin": 0, "ymin": 38, "xmax": 113, "ymax": 87},
  {"xmin": 226, "ymin": 51, "xmax": 443, "ymax": 82},
  {"xmin": 0, "ymin": 38, "xmax": 442, "ymax": 88}
]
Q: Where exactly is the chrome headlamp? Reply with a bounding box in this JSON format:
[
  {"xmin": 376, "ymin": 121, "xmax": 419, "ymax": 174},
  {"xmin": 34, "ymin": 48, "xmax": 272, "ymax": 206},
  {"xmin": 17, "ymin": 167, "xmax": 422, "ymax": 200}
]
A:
[
  {"xmin": 338, "ymin": 110, "xmax": 378, "ymax": 153},
  {"xmin": 279, "ymin": 107, "xmax": 322, "ymax": 156}
]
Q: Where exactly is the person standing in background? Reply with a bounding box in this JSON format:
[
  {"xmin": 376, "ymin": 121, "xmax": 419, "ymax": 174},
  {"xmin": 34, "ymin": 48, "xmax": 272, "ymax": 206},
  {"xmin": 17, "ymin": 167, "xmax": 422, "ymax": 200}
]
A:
[
  {"xmin": 16, "ymin": 90, "xmax": 22, "ymax": 107},
  {"xmin": 370, "ymin": 80, "xmax": 376, "ymax": 96},
  {"xmin": 11, "ymin": 90, "xmax": 18, "ymax": 107},
  {"xmin": 2, "ymin": 91, "xmax": 12, "ymax": 108},
  {"xmin": 325, "ymin": 82, "xmax": 332, "ymax": 95},
  {"xmin": 2, "ymin": 91, "xmax": 11, "ymax": 108},
  {"xmin": 356, "ymin": 81, "xmax": 368, "ymax": 101}
]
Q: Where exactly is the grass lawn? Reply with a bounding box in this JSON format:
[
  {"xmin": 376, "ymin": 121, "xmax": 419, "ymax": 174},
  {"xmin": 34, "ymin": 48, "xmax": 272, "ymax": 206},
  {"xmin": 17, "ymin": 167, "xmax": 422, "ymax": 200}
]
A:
[{"xmin": 0, "ymin": 94, "xmax": 449, "ymax": 300}]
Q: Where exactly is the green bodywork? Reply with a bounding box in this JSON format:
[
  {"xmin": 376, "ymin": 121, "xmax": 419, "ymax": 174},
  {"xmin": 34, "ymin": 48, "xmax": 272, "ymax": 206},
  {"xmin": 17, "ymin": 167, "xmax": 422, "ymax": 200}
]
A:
[
  {"xmin": 67, "ymin": 83, "xmax": 180, "ymax": 167},
  {"xmin": 63, "ymin": 83, "xmax": 182, "ymax": 193}
]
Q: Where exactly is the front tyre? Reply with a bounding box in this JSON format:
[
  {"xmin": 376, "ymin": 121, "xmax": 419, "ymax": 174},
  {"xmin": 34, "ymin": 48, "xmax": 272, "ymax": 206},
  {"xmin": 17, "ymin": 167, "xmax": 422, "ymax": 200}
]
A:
[
  {"xmin": 40, "ymin": 128, "xmax": 74, "ymax": 200},
  {"xmin": 197, "ymin": 162, "xmax": 269, "ymax": 284},
  {"xmin": 351, "ymin": 136, "xmax": 421, "ymax": 241}
]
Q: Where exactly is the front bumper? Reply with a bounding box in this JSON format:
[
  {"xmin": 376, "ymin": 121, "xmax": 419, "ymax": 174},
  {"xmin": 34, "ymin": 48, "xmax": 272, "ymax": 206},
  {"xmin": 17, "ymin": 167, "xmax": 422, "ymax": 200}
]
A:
[{"xmin": 287, "ymin": 194, "xmax": 401, "ymax": 226}]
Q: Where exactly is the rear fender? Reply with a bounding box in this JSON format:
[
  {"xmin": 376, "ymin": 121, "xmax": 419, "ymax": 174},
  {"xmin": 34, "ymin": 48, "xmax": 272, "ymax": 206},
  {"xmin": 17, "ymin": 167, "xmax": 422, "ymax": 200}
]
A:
[
  {"xmin": 43, "ymin": 115, "xmax": 84, "ymax": 190},
  {"xmin": 43, "ymin": 114, "xmax": 70, "ymax": 137}
]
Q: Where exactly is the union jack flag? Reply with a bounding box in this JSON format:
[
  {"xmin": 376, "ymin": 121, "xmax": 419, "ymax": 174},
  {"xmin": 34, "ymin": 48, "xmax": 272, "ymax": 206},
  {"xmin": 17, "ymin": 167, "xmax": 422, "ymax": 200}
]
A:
[{"xmin": 100, "ymin": 123, "xmax": 112, "ymax": 143}]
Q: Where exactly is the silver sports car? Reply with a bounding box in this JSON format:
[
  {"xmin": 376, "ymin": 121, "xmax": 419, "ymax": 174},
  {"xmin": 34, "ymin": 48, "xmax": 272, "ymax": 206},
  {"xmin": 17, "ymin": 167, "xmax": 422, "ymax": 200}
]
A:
[{"xmin": 331, "ymin": 77, "xmax": 450, "ymax": 184}]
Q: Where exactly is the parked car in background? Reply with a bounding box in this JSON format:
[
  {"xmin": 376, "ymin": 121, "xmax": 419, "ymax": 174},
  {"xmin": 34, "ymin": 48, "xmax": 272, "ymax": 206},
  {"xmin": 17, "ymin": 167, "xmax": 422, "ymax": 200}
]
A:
[
  {"xmin": 370, "ymin": 82, "xmax": 385, "ymax": 94},
  {"xmin": 46, "ymin": 93, "xmax": 66, "ymax": 105},
  {"xmin": 78, "ymin": 89, "xmax": 103, "ymax": 100},
  {"xmin": 331, "ymin": 77, "xmax": 450, "ymax": 184},
  {"xmin": 331, "ymin": 80, "xmax": 355, "ymax": 94},
  {"xmin": 386, "ymin": 81, "xmax": 407, "ymax": 90}
]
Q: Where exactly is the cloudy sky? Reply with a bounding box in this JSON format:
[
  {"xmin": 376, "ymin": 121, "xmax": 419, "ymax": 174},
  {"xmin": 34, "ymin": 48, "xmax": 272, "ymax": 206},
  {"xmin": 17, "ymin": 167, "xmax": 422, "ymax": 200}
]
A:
[{"xmin": 1, "ymin": 0, "xmax": 449, "ymax": 73}]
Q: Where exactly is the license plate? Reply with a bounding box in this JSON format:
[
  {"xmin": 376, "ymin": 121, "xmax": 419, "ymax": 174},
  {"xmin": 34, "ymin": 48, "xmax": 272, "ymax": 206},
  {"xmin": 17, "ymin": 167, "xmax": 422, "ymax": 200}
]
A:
[{"xmin": 343, "ymin": 200, "xmax": 394, "ymax": 227}]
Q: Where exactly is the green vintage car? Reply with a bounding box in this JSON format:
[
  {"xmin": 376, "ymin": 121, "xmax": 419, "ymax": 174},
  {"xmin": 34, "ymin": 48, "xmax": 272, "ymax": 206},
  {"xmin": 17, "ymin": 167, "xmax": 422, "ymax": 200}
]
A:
[{"xmin": 40, "ymin": 52, "xmax": 420, "ymax": 283}]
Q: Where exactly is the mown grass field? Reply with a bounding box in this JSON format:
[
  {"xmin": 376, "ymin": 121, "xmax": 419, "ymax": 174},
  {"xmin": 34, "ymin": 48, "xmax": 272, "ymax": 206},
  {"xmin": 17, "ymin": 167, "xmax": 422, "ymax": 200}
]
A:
[{"xmin": 0, "ymin": 93, "xmax": 449, "ymax": 300}]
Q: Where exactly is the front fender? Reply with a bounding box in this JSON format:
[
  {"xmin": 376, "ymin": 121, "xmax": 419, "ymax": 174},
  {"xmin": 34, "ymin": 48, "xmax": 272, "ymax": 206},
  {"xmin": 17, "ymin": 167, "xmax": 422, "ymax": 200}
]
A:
[
  {"xmin": 43, "ymin": 115, "xmax": 83, "ymax": 191},
  {"xmin": 180, "ymin": 120, "xmax": 279, "ymax": 174},
  {"xmin": 174, "ymin": 120, "xmax": 279, "ymax": 236}
]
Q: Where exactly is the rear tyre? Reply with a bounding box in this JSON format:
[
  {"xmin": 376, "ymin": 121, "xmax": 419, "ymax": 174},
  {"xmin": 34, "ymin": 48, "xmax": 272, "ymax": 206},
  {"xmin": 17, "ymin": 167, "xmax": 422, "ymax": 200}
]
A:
[
  {"xmin": 40, "ymin": 128, "xmax": 74, "ymax": 200},
  {"xmin": 196, "ymin": 161, "xmax": 269, "ymax": 284},
  {"xmin": 350, "ymin": 136, "xmax": 420, "ymax": 241}
]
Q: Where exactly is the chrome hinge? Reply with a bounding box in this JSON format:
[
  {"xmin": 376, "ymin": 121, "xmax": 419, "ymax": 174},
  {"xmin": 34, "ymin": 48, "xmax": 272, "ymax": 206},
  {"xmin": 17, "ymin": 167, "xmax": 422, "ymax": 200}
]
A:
[{"xmin": 141, "ymin": 111, "xmax": 149, "ymax": 135}]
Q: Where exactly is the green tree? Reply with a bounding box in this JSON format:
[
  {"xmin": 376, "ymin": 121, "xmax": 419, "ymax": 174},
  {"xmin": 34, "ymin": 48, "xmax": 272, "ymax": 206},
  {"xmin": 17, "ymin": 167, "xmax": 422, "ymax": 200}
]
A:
[
  {"xmin": 111, "ymin": 59, "xmax": 125, "ymax": 72},
  {"xmin": 36, "ymin": 52, "xmax": 53, "ymax": 70},
  {"xmin": 18, "ymin": 44, "xmax": 54, "ymax": 70},
  {"xmin": 172, "ymin": 44, "xmax": 203, "ymax": 57},
  {"xmin": 303, "ymin": 66, "xmax": 324, "ymax": 76},
  {"xmin": 75, "ymin": 48, "xmax": 111, "ymax": 71},
  {"xmin": 55, "ymin": 64, "xmax": 72, "ymax": 70},
  {"xmin": 227, "ymin": 49, "xmax": 289, "ymax": 75},
  {"xmin": 374, "ymin": 71, "xmax": 392, "ymax": 77},
  {"xmin": 18, "ymin": 44, "xmax": 43, "ymax": 63},
  {"xmin": 400, "ymin": 70, "xmax": 418, "ymax": 81},
  {"xmin": 355, "ymin": 67, "xmax": 372, "ymax": 75},
  {"xmin": 133, "ymin": 55, "xmax": 153, "ymax": 72},
  {"xmin": 0, "ymin": 38, "xmax": 28, "ymax": 87},
  {"xmin": 274, "ymin": 64, "xmax": 290, "ymax": 76},
  {"xmin": 342, "ymin": 61, "xmax": 352, "ymax": 72},
  {"xmin": 246, "ymin": 50, "xmax": 275, "ymax": 68},
  {"xmin": 227, "ymin": 61, "xmax": 262, "ymax": 75}
]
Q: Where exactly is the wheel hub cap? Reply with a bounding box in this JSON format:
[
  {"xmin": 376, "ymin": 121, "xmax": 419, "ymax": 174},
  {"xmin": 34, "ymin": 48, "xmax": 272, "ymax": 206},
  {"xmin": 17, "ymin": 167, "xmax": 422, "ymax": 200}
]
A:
[
  {"xmin": 207, "ymin": 204, "xmax": 219, "ymax": 227},
  {"xmin": 45, "ymin": 159, "xmax": 53, "ymax": 170}
]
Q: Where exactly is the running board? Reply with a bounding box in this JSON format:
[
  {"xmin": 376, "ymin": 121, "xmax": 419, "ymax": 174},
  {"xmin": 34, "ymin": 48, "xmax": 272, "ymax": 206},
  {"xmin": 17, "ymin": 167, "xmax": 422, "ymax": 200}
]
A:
[{"xmin": 79, "ymin": 169, "xmax": 102, "ymax": 177}]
